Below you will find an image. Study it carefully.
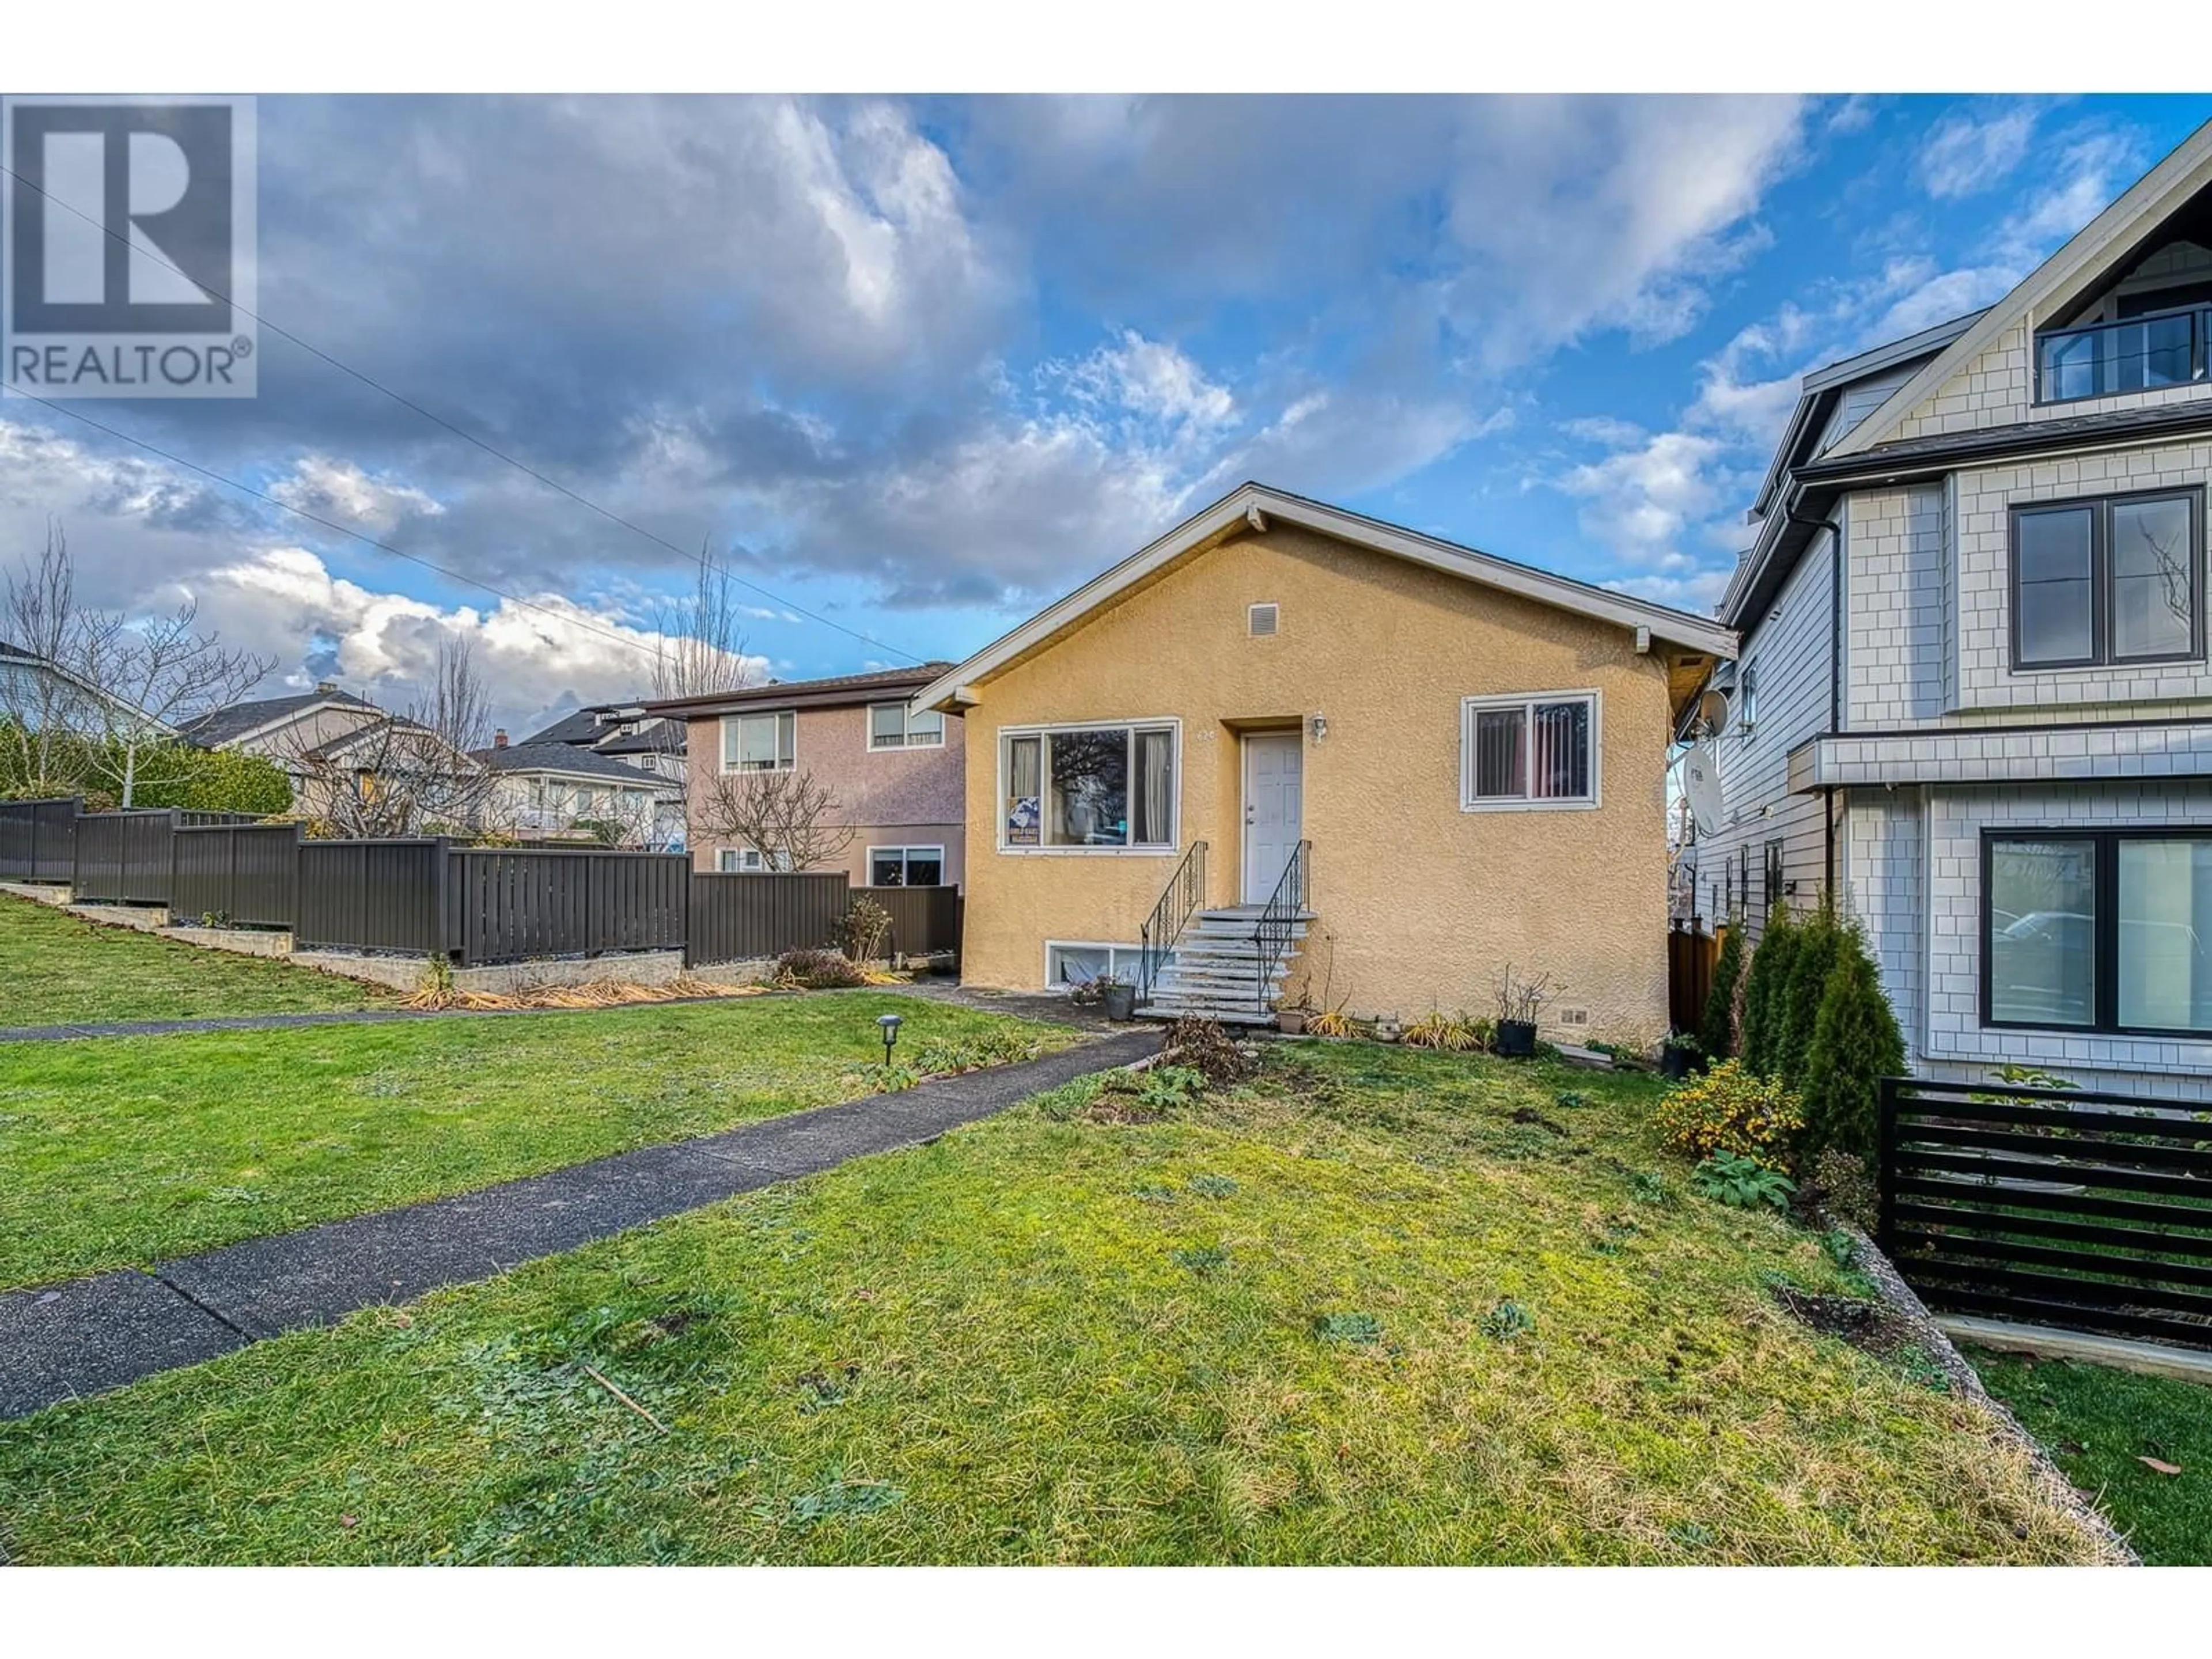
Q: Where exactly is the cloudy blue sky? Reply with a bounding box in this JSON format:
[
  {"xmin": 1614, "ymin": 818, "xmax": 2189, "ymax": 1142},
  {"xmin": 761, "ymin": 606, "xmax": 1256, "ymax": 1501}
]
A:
[{"xmin": 6, "ymin": 92, "xmax": 2209, "ymax": 733}]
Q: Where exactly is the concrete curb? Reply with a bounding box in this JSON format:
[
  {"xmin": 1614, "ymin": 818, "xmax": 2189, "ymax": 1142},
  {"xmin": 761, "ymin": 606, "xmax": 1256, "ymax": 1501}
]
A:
[{"xmin": 1843, "ymin": 1223, "xmax": 2139, "ymax": 1566}]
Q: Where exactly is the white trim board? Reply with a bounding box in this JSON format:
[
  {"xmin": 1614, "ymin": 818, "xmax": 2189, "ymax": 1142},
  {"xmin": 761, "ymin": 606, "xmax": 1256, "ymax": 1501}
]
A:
[{"xmin": 911, "ymin": 483, "xmax": 1734, "ymax": 714}]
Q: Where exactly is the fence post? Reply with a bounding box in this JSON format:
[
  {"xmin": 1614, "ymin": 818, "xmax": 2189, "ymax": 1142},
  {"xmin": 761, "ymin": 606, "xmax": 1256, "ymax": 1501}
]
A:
[{"xmin": 1876, "ymin": 1075, "xmax": 1900, "ymax": 1256}]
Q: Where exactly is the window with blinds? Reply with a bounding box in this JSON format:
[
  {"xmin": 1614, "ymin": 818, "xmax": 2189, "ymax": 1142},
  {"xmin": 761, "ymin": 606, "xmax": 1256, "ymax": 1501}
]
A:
[{"xmin": 1460, "ymin": 692, "xmax": 1599, "ymax": 810}]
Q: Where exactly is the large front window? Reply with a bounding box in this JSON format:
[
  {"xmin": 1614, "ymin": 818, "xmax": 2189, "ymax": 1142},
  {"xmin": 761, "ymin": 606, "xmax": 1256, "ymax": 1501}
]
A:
[
  {"xmin": 721, "ymin": 710, "xmax": 796, "ymax": 772},
  {"xmin": 2011, "ymin": 490, "xmax": 2202, "ymax": 669},
  {"xmin": 1461, "ymin": 692, "xmax": 1598, "ymax": 809},
  {"xmin": 1986, "ymin": 831, "xmax": 2212, "ymax": 1036},
  {"xmin": 1001, "ymin": 723, "xmax": 1176, "ymax": 850}
]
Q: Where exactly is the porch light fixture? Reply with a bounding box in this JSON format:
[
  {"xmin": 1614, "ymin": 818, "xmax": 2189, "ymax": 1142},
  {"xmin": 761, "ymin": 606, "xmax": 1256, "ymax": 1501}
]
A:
[
  {"xmin": 1309, "ymin": 713, "xmax": 1328, "ymax": 742},
  {"xmin": 877, "ymin": 1012, "xmax": 903, "ymax": 1068}
]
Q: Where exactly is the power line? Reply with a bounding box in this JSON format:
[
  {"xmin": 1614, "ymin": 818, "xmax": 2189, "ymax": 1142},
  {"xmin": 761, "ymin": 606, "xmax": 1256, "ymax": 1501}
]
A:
[
  {"xmin": 0, "ymin": 158, "xmax": 926, "ymax": 666},
  {"xmin": 5, "ymin": 382, "xmax": 683, "ymax": 672}
]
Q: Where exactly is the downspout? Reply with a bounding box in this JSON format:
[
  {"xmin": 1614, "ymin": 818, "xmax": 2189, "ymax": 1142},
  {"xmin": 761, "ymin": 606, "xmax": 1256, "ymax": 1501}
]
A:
[{"xmin": 1785, "ymin": 502, "xmax": 1844, "ymax": 902}]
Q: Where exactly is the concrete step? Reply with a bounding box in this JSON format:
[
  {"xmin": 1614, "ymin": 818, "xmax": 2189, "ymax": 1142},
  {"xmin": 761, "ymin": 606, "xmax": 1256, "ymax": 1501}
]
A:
[{"xmin": 1135, "ymin": 1001, "xmax": 1277, "ymax": 1025}]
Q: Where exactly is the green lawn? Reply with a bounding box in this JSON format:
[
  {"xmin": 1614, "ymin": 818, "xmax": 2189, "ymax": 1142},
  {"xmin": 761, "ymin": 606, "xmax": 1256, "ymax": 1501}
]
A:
[
  {"xmin": 0, "ymin": 1042, "xmax": 2116, "ymax": 1565},
  {"xmin": 0, "ymin": 993, "xmax": 1074, "ymax": 1290},
  {"xmin": 0, "ymin": 893, "xmax": 379, "ymax": 1026},
  {"xmin": 1972, "ymin": 1349, "xmax": 2212, "ymax": 1565}
]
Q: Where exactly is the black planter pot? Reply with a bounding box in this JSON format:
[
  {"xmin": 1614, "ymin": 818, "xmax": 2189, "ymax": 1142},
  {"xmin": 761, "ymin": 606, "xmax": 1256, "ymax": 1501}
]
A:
[
  {"xmin": 1494, "ymin": 1018, "xmax": 1537, "ymax": 1058},
  {"xmin": 1101, "ymin": 982, "xmax": 1138, "ymax": 1022},
  {"xmin": 1660, "ymin": 1046, "xmax": 1694, "ymax": 1081}
]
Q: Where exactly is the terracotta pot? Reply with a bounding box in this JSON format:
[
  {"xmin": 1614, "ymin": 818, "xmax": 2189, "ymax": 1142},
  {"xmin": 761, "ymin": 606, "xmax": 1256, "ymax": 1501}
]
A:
[{"xmin": 1277, "ymin": 1009, "xmax": 1308, "ymax": 1035}]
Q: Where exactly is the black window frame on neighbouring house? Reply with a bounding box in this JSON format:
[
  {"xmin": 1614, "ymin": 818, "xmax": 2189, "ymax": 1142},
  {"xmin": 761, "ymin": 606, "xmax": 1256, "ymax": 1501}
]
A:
[
  {"xmin": 2009, "ymin": 486, "xmax": 2205, "ymax": 672},
  {"xmin": 1762, "ymin": 839, "xmax": 1783, "ymax": 914},
  {"xmin": 1980, "ymin": 827, "xmax": 2212, "ymax": 1039}
]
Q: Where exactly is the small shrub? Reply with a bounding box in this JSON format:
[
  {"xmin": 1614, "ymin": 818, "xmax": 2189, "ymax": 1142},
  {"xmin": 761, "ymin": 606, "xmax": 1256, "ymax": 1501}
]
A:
[
  {"xmin": 1403, "ymin": 1010, "xmax": 1486, "ymax": 1051},
  {"xmin": 1800, "ymin": 926, "xmax": 1905, "ymax": 1164},
  {"xmin": 1739, "ymin": 904, "xmax": 1798, "ymax": 1078},
  {"xmin": 1699, "ymin": 922, "xmax": 1745, "ymax": 1061},
  {"xmin": 1775, "ymin": 904, "xmax": 1844, "ymax": 1088},
  {"xmin": 1800, "ymin": 1147, "xmax": 1878, "ymax": 1233},
  {"xmin": 1313, "ymin": 1311, "xmax": 1382, "ymax": 1344},
  {"xmin": 834, "ymin": 896, "xmax": 893, "ymax": 963},
  {"xmin": 1479, "ymin": 1298, "xmax": 1535, "ymax": 1340},
  {"xmin": 1651, "ymin": 1058, "xmax": 1803, "ymax": 1166},
  {"xmin": 1136, "ymin": 1064, "xmax": 1206, "ymax": 1111},
  {"xmin": 775, "ymin": 947, "xmax": 866, "ymax": 990},
  {"xmin": 1166, "ymin": 1017, "xmax": 1258, "ymax": 1086},
  {"xmin": 1305, "ymin": 1009, "xmax": 1355, "ymax": 1038},
  {"xmin": 1691, "ymin": 1150, "xmax": 1796, "ymax": 1212}
]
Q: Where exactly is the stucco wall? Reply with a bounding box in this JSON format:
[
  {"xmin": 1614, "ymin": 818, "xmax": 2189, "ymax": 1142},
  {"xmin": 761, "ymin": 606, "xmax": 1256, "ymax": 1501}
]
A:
[
  {"xmin": 681, "ymin": 702, "xmax": 967, "ymax": 886},
  {"xmin": 956, "ymin": 525, "xmax": 1677, "ymax": 1044}
]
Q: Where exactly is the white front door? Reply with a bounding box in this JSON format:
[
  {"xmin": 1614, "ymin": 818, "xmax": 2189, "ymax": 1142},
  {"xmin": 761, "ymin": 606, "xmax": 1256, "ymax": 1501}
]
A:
[{"xmin": 1241, "ymin": 732, "xmax": 1304, "ymax": 904}]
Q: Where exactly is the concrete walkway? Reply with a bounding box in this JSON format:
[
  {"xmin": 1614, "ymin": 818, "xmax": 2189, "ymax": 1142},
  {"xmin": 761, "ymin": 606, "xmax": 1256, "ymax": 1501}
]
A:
[{"xmin": 0, "ymin": 1028, "xmax": 1158, "ymax": 1419}]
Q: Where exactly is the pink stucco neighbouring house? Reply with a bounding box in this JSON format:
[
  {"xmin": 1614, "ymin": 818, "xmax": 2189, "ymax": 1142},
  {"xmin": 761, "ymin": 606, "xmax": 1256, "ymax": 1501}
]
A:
[{"xmin": 644, "ymin": 664, "xmax": 966, "ymax": 888}]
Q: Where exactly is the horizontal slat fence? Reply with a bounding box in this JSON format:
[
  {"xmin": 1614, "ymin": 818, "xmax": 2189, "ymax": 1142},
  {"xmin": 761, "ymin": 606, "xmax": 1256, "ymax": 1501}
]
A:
[
  {"xmin": 687, "ymin": 872, "xmax": 849, "ymax": 965},
  {"xmin": 0, "ymin": 797, "xmax": 81, "ymax": 882},
  {"xmin": 857, "ymin": 883, "xmax": 962, "ymax": 961},
  {"xmin": 172, "ymin": 823, "xmax": 303, "ymax": 928},
  {"xmin": 1880, "ymin": 1075, "xmax": 2212, "ymax": 1350},
  {"xmin": 446, "ymin": 847, "xmax": 689, "ymax": 966},
  {"xmin": 70, "ymin": 809, "xmax": 179, "ymax": 904},
  {"xmin": 295, "ymin": 839, "xmax": 449, "ymax": 955}
]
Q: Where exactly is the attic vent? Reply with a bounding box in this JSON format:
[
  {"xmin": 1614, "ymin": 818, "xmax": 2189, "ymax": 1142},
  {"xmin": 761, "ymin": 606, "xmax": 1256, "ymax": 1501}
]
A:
[{"xmin": 1248, "ymin": 602, "xmax": 1279, "ymax": 637}]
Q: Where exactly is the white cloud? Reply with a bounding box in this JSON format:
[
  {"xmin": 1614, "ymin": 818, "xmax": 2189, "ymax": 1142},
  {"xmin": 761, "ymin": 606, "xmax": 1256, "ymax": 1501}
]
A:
[
  {"xmin": 270, "ymin": 456, "xmax": 445, "ymax": 532},
  {"xmin": 1919, "ymin": 105, "xmax": 2039, "ymax": 199},
  {"xmin": 1556, "ymin": 429, "xmax": 1729, "ymax": 569},
  {"xmin": 1053, "ymin": 329, "xmax": 1238, "ymax": 431}
]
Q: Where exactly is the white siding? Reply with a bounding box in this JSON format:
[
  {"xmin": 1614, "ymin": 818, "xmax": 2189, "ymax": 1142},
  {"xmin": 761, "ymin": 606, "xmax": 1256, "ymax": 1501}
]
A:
[
  {"xmin": 1815, "ymin": 362, "xmax": 1919, "ymax": 454},
  {"xmin": 1845, "ymin": 484, "xmax": 1950, "ymax": 727},
  {"xmin": 1694, "ymin": 527, "xmax": 1838, "ymax": 939}
]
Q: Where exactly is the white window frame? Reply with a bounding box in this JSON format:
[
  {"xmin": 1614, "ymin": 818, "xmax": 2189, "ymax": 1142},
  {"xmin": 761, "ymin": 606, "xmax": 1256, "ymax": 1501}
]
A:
[
  {"xmin": 1043, "ymin": 939, "xmax": 1151, "ymax": 990},
  {"xmin": 996, "ymin": 717, "xmax": 1181, "ymax": 855},
  {"xmin": 1737, "ymin": 661, "xmax": 1759, "ymax": 737},
  {"xmin": 717, "ymin": 846, "xmax": 792, "ymax": 874},
  {"xmin": 720, "ymin": 709, "xmax": 797, "ymax": 774},
  {"xmin": 1459, "ymin": 690, "xmax": 1601, "ymax": 813},
  {"xmin": 866, "ymin": 701, "xmax": 946, "ymax": 751},
  {"xmin": 865, "ymin": 844, "xmax": 947, "ymax": 887}
]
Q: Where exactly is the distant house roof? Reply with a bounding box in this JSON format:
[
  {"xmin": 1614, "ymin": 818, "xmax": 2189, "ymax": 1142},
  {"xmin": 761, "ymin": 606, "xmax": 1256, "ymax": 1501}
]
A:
[
  {"xmin": 642, "ymin": 664, "xmax": 957, "ymax": 721},
  {"xmin": 516, "ymin": 708, "xmax": 607, "ymax": 747},
  {"xmin": 181, "ymin": 687, "xmax": 380, "ymax": 748},
  {"xmin": 474, "ymin": 740, "xmax": 680, "ymax": 789}
]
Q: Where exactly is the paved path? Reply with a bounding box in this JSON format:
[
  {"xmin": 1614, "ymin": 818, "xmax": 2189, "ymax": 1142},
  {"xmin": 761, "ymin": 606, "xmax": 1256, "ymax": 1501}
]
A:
[{"xmin": 0, "ymin": 1028, "xmax": 1158, "ymax": 1419}]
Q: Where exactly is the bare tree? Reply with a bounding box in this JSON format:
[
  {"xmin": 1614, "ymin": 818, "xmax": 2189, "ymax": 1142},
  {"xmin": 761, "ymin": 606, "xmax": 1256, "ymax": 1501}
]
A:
[
  {"xmin": 0, "ymin": 522, "xmax": 94, "ymax": 797},
  {"xmin": 695, "ymin": 768, "xmax": 855, "ymax": 872},
  {"xmin": 2, "ymin": 521, "xmax": 271, "ymax": 805},
  {"xmin": 652, "ymin": 540, "xmax": 759, "ymax": 702},
  {"xmin": 278, "ymin": 641, "xmax": 497, "ymax": 838}
]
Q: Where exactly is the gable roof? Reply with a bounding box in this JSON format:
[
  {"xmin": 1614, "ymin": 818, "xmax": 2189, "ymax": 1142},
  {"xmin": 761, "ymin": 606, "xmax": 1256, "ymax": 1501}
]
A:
[
  {"xmin": 474, "ymin": 740, "xmax": 681, "ymax": 788},
  {"xmin": 517, "ymin": 707, "xmax": 607, "ymax": 747},
  {"xmin": 643, "ymin": 663, "xmax": 957, "ymax": 721},
  {"xmin": 911, "ymin": 482, "xmax": 1736, "ymax": 714},
  {"xmin": 1824, "ymin": 119, "xmax": 2212, "ymax": 464},
  {"xmin": 181, "ymin": 688, "xmax": 380, "ymax": 748}
]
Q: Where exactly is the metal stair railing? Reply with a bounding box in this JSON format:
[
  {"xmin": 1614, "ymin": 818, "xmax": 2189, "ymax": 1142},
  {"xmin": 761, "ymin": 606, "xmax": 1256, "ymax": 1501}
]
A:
[
  {"xmin": 1252, "ymin": 839, "xmax": 1309, "ymax": 1009},
  {"xmin": 1138, "ymin": 840, "xmax": 1206, "ymax": 1004}
]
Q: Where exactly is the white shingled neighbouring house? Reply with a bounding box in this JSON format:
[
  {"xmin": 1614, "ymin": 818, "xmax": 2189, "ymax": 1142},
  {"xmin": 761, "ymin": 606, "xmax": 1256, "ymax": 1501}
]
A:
[{"xmin": 1688, "ymin": 118, "xmax": 2212, "ymax": 1101}]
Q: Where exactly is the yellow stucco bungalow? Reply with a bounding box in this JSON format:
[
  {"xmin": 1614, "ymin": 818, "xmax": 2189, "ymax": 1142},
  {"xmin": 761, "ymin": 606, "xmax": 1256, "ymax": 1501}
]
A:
[{"xmin": 911, "ymin": 483, "xmax": 1735, "ymax": 1046}]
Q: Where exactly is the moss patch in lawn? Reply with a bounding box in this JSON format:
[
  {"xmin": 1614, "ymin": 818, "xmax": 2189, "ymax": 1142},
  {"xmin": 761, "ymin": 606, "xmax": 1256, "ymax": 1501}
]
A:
[
  {"xmin": 0, "ymin": 1041, "xmax": 2115, "ymax": 1565},
  {"xmin": 0, "ymin": 893, "xmax": 382, "ymax": 1027},
  {"xmin": 1971, "ymin": 1348, "xmax": 2212, "ymax": 1565},
  {"xmin": 0, "ymin": 993, "xmax": 1074, "ymax": 1289}
]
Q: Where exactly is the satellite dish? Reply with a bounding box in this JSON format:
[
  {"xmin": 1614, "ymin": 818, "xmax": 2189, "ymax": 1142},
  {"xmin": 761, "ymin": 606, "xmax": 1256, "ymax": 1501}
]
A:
[
  {"xmin": 1683, "ymin": 742, "xmax": 1724, "ymax": 838},
  {"xmin": 1695, "ymin": 687, "xmax": 1732, "ymax": 738}
]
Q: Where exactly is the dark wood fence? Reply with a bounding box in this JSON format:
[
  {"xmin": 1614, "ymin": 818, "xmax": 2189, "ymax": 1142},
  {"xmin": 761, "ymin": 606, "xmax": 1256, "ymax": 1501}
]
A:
[
  {"xmin": 1879, "ymin": 1075, "xmax": 2212, "ymax": 1350},
  {"xmin": 1668, "ymin": 920, "xmax": 1720, "ymax": 1034},
  {"xmin": 172, "ymin": 823, "xmax": 304, "ymax": 928},
  {"xmin": 445, "ymin": 847, "xmax": 689, "ymax": 966},
  {"xmin": 0, "ymin": 797, "xmax": 81, "ymax": 882},
  {"xmin": 295, "ymin": 839, "xmax": 450, "ymax": 955},
  {"xmin": 687, "ymin": 872, "xmax": 850, "ymax": 965},
  {"xmin": 70, "ymin": 809, "xmax": 181, "ymax": 904},
  {"xmin": 858, "ymin": 883, "xmax": 963, "ymax": 960}
]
